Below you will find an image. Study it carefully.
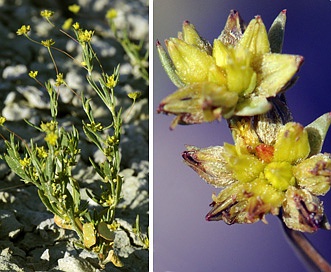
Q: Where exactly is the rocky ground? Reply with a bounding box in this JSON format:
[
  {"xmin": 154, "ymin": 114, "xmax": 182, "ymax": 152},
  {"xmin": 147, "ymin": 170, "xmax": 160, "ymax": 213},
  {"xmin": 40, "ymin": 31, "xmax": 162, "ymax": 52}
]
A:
[{"xmin": 0, "ymin": 0, "xmax": 149, "ymax": 271}]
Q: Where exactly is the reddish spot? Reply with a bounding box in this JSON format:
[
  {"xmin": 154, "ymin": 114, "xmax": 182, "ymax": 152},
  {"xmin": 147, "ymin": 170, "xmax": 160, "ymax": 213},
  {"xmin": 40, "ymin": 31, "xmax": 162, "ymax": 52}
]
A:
[
  {"xmin": 255, "ymin": 144, "xmax": 274, "ymax": 163},
  {"xmin": 209, "ymin": 201, "xmax": 216, "ymax": 207},
  {"xmin": 156, "ymin": 103, "xmax": 165, "ymax": 114},
  {"xmin": 182, "ymin": 151, "xmax": 199, "ymax": 166}
]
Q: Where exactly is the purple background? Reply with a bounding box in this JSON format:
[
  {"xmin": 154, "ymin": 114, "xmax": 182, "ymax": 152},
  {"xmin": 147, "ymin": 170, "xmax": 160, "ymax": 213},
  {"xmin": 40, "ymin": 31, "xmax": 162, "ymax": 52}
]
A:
[{"xmin": 153, "ymin": 1, "xmax": 331, "ymax": 271}]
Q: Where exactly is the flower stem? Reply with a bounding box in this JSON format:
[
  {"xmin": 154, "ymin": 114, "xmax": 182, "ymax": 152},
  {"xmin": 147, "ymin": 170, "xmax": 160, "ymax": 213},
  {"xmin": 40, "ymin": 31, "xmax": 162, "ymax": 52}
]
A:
[{"xmin": 280, "ymin": 217, "xmax": 331, "ymax": 272}]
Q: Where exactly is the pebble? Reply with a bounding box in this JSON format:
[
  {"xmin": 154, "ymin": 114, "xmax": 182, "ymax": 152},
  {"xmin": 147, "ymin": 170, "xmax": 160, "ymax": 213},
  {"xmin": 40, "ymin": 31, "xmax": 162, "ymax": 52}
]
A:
[
  {"xmin": 2, "ymin": 64, "xmax": 27, "ymax": 80},
  {"xmin": 0, "ymin": 210, "xmax": 24, "ymax": 239},
  {"xmin": 57, "ymin": 255, "xmax": 97, "ymax": 272},
  {"xmin": 2, "ymin": 102, "xmax": 36, "ymax": 121},
  {"xmin": 16, "ymin": 85, "xmax": 50, "ymax": 109}
]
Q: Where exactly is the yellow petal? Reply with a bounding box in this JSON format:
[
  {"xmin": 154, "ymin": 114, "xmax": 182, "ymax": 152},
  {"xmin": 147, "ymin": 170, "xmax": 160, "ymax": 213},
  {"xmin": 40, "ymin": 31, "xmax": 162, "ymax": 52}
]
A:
[
  {"xmin": 159, "ymin": 82, "xmax": 238, "ymax": 117},
  {"xmin": 238, "ymin": 16, "xmax": 270, "ymax": 60},
  {"xmin": 224, "ymin": 143, "xmax": 265, "ymax": 183},
  {"xmin": 212, "ymin": 39, "xmax": 228, "ymax": 67},
  {"xmin": 256, "ymin": 53, "xmax": 304, "ymax": 97},
  {"xmin": 227, "ymin": 65, "xmax": 256, "ymax": 95},
  {"xmin": 207, "ymin": 63, "xmax": 227, "ymax": 86},
  {"xmin": 166, "ymin": 38, "xmax": 215, "ymax": 84},
  {"xmin": 158, "ymin": 82, "xmax": 238, "ymax": 128},
  {"xmin": 182, "ymin": 21, "xmax": 212, "ymax": 53},
  {"xmin": 273, "ymin": 122, "xmax": 310, "ymax": 164},
  {"xmin": 248, "ymin": 178, "xmax": 284, "ymax": 208},
  {"xmin": 235, "ymin": 97, "xmax": 272, "ymax": 116},
  {"xmin": 264, "ymin": 161, "xmax": 295, "ymax": 191}
]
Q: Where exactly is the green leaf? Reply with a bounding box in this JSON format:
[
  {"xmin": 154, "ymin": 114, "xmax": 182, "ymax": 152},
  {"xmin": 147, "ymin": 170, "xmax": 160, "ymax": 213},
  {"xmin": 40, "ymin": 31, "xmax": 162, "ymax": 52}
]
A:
[
  {"xmin": 268, "ymin": 10, "xmax": 286, "ymax": 53},
  {"xmin": 97, "ymin": 221, "xmax": 115, "ymax": 241},
  {"xmin": 305, "ymin": 112, "xmax": 331, "ymax": 156},
  {"xmin": 3, "ymin": 153, "xmax": 29, "ymax": 181},
  {"xmin": 156, "ymin": 40, "xmax": 185, "ymax": 88}
]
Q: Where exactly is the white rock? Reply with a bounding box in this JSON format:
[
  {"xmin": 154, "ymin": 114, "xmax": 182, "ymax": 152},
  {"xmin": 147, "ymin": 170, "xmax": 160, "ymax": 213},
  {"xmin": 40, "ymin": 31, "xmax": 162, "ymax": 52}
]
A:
[
  {"xmin": 2, "ymin": 64, "xmax": 27, "ymax": 80},
  {"xmin": 4, "ymin": 91, "xmax": 16, "ymax": 105},
  {"xmin": 40, "ymin": 248, "xmax": 50, "ymax": 261},
  {"xmin": 58, "ymin": 256, "xmax": 96, "ymax": 272},
  {"xmin": 16, "ymin": 86, "xmax": 50, "ymax": 109},
  {"xmin": 2, "ymin": 103, "xmax": 35, "ymax": 121}
]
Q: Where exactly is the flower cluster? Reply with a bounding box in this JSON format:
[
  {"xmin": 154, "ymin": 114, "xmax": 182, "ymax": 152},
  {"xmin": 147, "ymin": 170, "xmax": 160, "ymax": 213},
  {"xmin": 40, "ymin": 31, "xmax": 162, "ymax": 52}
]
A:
[
  {"xmin": 16, "ymin": 25, "xmax": 31, "ymax": 36},
  {"xmin": 41, "ymin": 39, "xmax": 55, "ymax": 48},
  {"xmin": 158, "ymin": 10, "xmax": 331, "ymax": 232},
  {"xmin": 41, "ymin": 121, "xmax": 58, "ymax": 146},
  {"xmin": 157, "ymin": 10, "xmax": 303, "ymax": 129},
  {"xmin": 183, "ymin": 111, "xmax": 331, "ymax": 232},
  {"xmin": 77, "ymin": 29, "xmax": 94, "ymax": 43}
]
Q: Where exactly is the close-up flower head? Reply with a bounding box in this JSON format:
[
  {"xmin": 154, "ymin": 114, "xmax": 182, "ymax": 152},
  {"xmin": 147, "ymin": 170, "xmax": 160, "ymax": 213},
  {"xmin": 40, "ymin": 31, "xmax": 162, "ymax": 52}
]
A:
[
  {"xmin": 183, "ymin": 110, "xmax": 331, "ymax": 232},
  {"xmin": 157, "ymin": 10, "xmax": 303, "ymax": 129},
  {"xmin": 155, "ymin": 2, "xmax": 331, "ymax": 271}
]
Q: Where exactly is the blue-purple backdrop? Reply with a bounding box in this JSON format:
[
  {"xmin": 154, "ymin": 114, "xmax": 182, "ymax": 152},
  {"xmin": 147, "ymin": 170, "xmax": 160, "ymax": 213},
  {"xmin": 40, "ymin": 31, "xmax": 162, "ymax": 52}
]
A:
[{"xmin": 154, "ymin": 1, "xmax": 331, "ymax": 271}]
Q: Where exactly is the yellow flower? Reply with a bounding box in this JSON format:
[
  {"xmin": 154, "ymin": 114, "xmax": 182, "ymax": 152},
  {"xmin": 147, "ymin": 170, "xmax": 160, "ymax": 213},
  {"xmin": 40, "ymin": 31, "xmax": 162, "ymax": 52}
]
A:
[
  {"xmin": 20, "ymin": 157, "xmax": 31, "ymax": 169},
  {"xmin": 106, "ymin": 8, "xmax": 118, "ymax": 20},
  {"xmin": 87, "ymin": 122, "xmax": 103, "ymax": 132},
  {"xmin": 36, "ymin": 146, "xmax": 48, "ymax": 159},
  {"xmin": 41, "ymin": 120, "xmax": 58, "ymax": 133},
  {"xmin": 29, "ymin": 70, "xmax": 38, "ymax": 78},
  {"xmin": 62, "ymin": 18, "xmax": 73, "ymax": 30},
  {"xmin": 55, "ymin": 73, "xmax": 65, "ymax": 86},
  {"xmin": 157, "ymin": 10, "xmax": 303, "ymax": 129},
  {"xmin": 40, "ymin": 10, "xmax": 54, "ymax": 18},
  {"xmin": 105, "ymin": 74, "xmax": 117, "ymax": 88},
  {"xmin": 183, "ymin": 112, "xmax": 331, "ymax": 232},
  {"xmin": 16, "ymin": 25, "xmax": 31, "ymax": 36},
  {"xmin": 73, "ymin": 22, "xmax": 80, "ymax": 30},
  {"xmin": 41, "ymin": 39, "xmax": 55, "ymax": 48},
  {"xmin": 45, "ymin": 132, "xmax": 58, "ymax": 146},
  {"xmin": 68, "ymin": 4, "xmax": 80, "ymax": 14},
  {"xmin": 78, "ymin": 29, "xmax": 94, "ymax": 43},
  {"xmin": 0, "ymin": 116, "xmax": 6, "ymax": 126},
  {"xmin": 128, "ymin": 91, "xmax": 142, "ymax": 101}
]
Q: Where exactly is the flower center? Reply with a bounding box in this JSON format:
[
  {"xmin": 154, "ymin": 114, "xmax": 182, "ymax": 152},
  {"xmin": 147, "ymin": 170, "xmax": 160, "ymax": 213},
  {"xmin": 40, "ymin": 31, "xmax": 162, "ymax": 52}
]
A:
[{"xmin": 264, "ymin": 161, "xmax": 295, "ymax": 191}]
